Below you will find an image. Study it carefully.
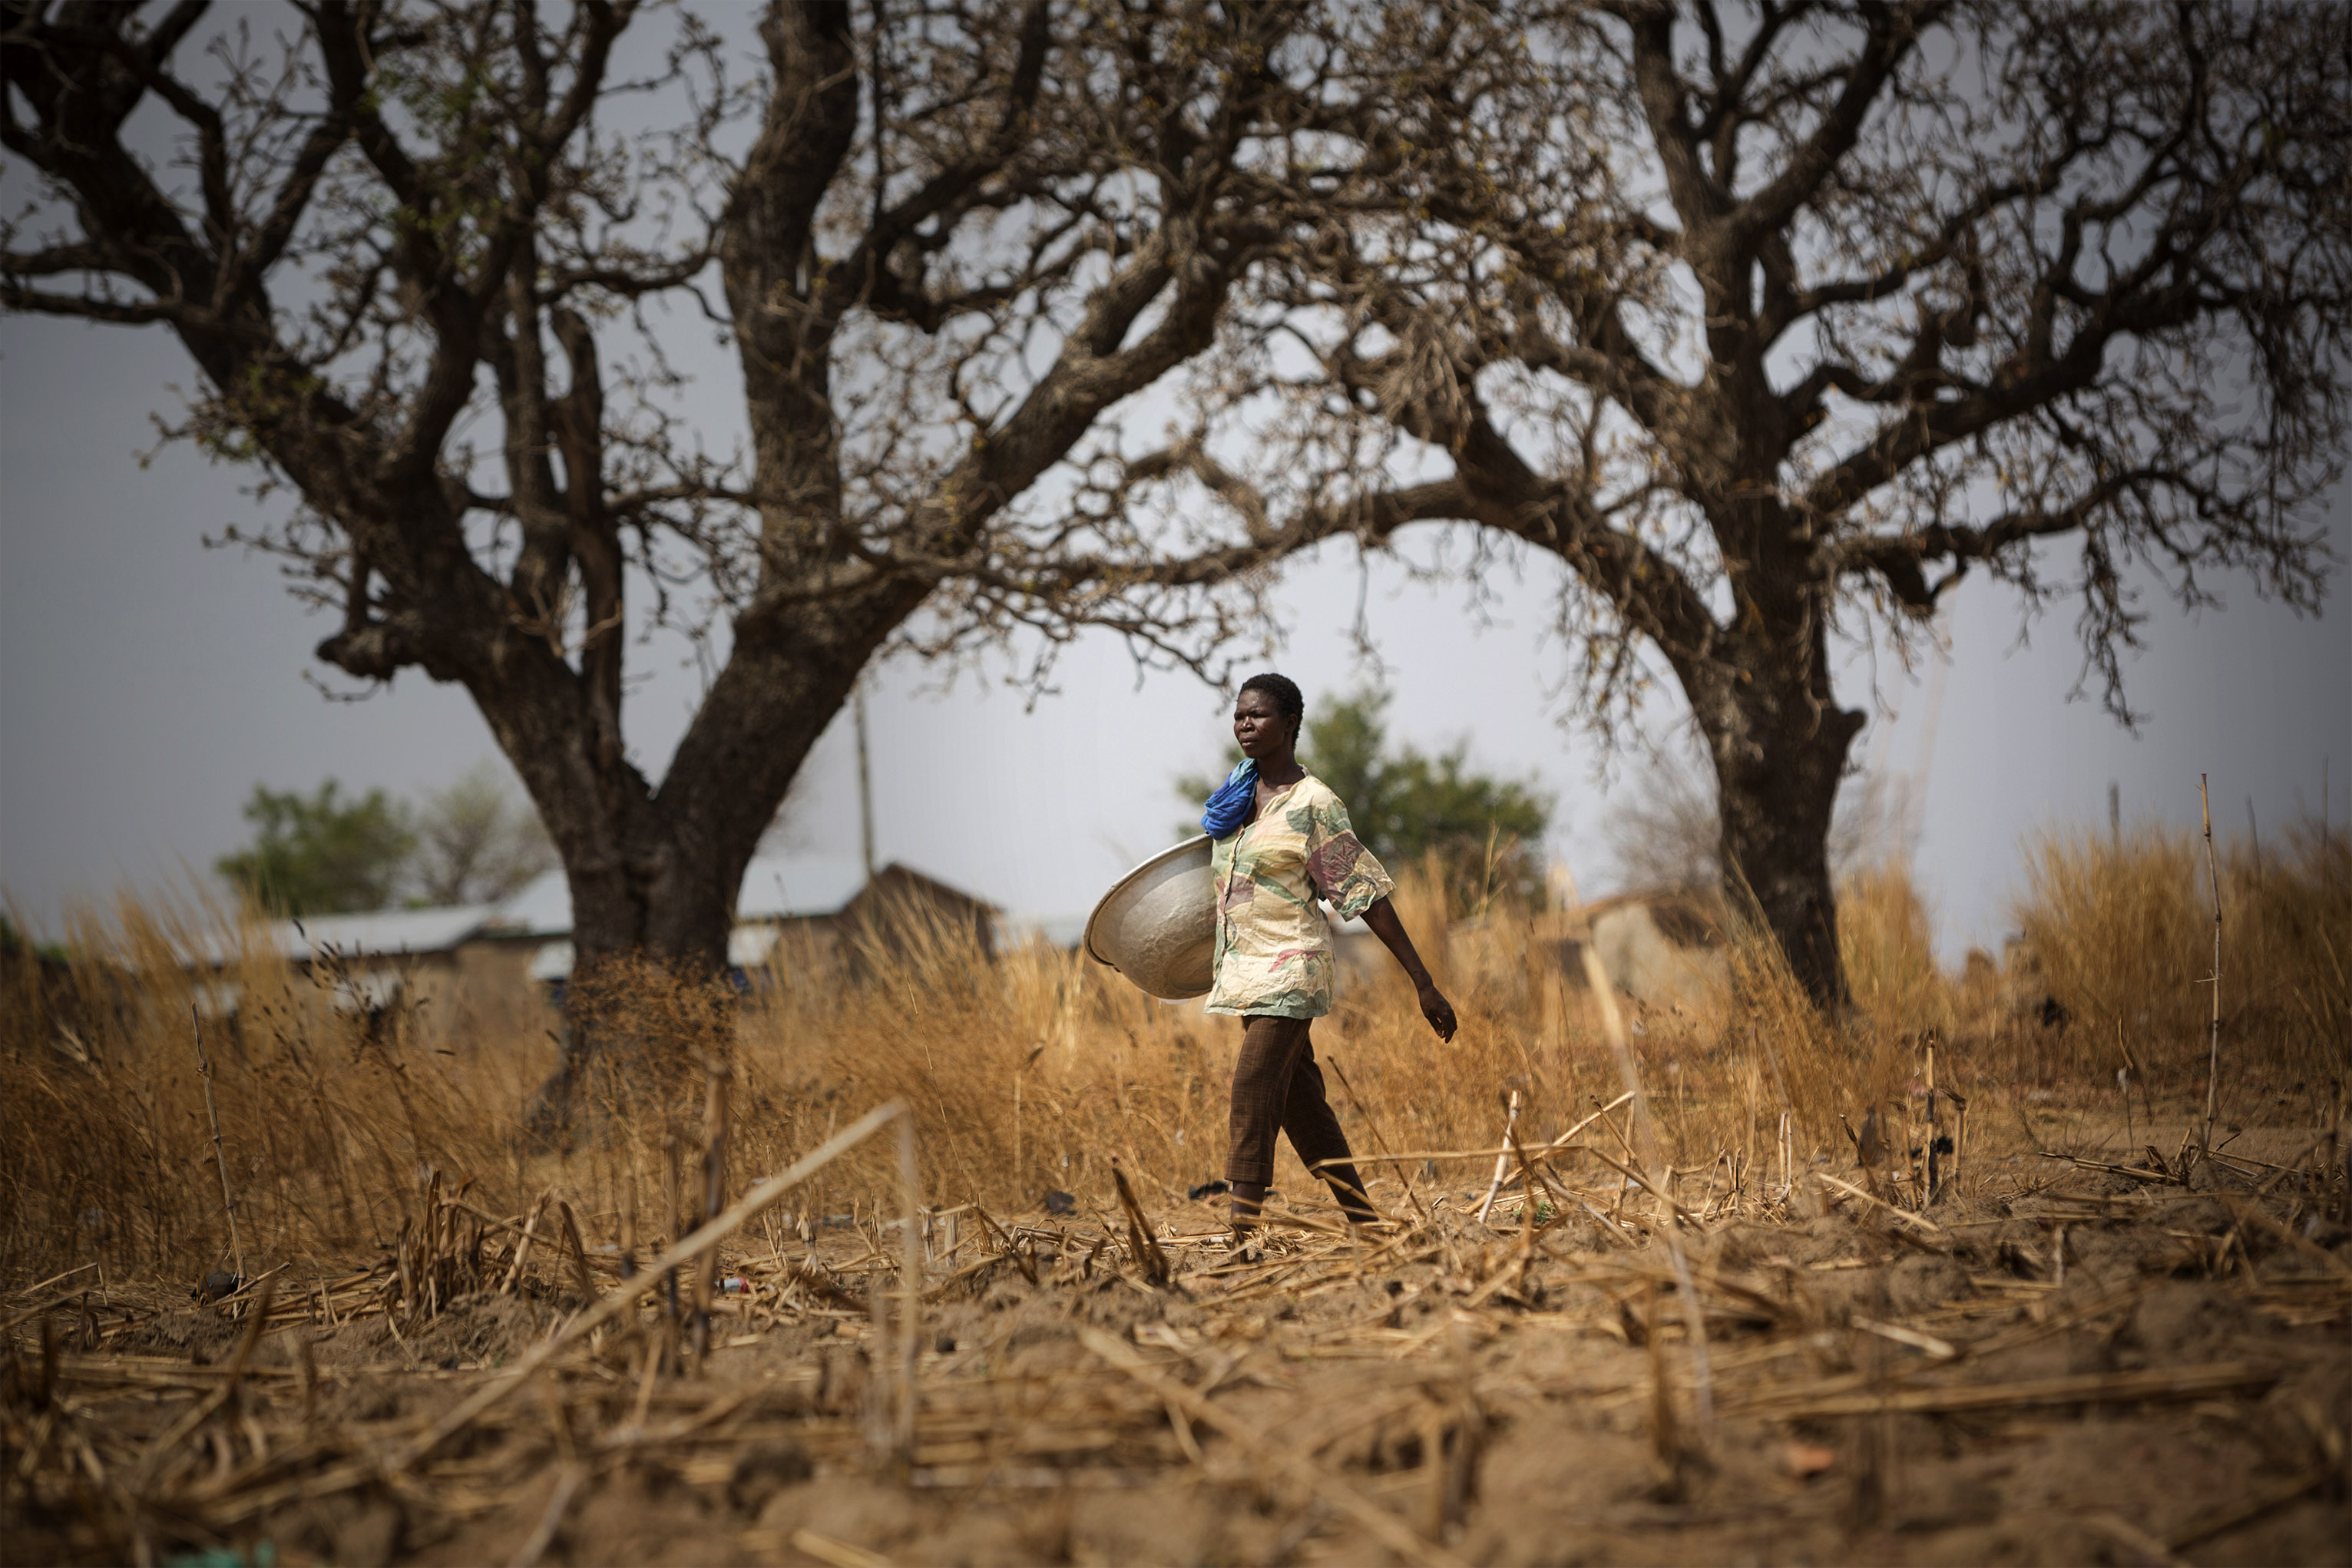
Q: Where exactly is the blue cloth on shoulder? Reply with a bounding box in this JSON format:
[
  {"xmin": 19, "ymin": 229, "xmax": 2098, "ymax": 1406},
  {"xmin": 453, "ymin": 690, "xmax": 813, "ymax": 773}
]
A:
[{"xmin": 1200, "ymin": 759, "xmax": 1259, "ymax": 839}]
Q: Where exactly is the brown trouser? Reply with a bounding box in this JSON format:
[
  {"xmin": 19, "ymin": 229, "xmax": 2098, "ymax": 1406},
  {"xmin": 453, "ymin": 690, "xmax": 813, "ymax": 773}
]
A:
[{"xmin": 1226, "ymin": 1014, "xmax": 1376, "ymax": 1222}]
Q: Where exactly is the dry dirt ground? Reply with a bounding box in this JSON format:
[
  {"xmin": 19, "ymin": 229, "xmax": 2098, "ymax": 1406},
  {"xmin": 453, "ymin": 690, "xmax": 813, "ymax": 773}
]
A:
[{"xmin": 8, "ymin": 1130, "xmax": 2351, "ymax": 1568}]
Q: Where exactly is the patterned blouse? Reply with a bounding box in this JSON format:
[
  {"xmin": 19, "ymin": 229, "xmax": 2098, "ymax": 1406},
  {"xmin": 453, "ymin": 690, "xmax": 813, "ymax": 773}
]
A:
[{"xmin": 1204, "ymin": 772, "xmax": 1395, "ymax": 1018}]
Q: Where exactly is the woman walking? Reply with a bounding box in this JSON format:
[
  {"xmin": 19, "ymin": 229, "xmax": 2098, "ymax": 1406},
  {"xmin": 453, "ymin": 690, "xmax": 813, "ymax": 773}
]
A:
[{"xmin": 1200, "ymin": 673, "xmax": 1457, "ymax": 1239}]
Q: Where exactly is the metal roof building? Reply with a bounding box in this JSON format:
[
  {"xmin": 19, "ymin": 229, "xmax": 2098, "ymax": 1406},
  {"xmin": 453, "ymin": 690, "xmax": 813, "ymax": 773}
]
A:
[
  {"xmin": 478, "ymin": 854, "xmax": 994, "ymax": 982},
  {"xmin": 177, "ymin": 854, "xmax": 1000, "ymax": 1007},
  {"xmin": 482, "ymin": 854, "xmax": 872, "ymax": 941}
]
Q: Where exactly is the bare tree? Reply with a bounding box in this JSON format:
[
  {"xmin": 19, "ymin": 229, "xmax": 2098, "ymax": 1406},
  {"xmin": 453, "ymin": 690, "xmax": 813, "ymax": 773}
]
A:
[
  {"xmin": 409, "ymin": 759, "xmax": 554, "ymax": 906},
  {"xmin": 2, "ymin": 1, "xmax": 1368, "ymax": 1000},
  {"xmin": 1103, "ymin": 0, "xmax": 2350, "ymax": 1004},
  {"xmin": 1603, "ymin": 741, "xmax": 1918, "ymax": 895}
]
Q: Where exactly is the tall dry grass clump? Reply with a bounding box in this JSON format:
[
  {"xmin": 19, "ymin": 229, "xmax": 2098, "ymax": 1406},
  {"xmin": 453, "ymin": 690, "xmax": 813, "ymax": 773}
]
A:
[
  {"xmin": 731, "ymin": 904, "xmax": 1232, "ymax": 1225},
  {"xmin": 2012, "ymin": 818, "xmax": 2349, "ymax": 1089},
  {"xmin": 723, "ymin": 868, "xmax": 1548, "ymax": 1226},
  {"xmin": 564, "ymin": 950, "xmax": 739, "ymax": 1137},
  {"xmin": 2012, "ymin": 826, "xmax": 2210, "ymax": 1054},
  {"xmin": 0, "ymin": 891, "xmax": 551, "ymax": 1288},
  {"xmin": 1838, "ymin": 863, "xmax": 1955, "ymax": 1048},
  {"xmin": 2228, "ymin": 819, "xmax": 2352, "ymax": 1080},
  {"xmin": 1715, "ymin": 892, "xmax": 1905, "ymax": 1169},
  {"xmin": 6, "ymin": 817, "xmax": 2341, "ymax": 1292}
]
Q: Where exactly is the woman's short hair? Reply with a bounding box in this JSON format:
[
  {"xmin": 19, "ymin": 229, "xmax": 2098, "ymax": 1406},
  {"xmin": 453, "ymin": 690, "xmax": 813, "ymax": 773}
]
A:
[{"xmin": 1238, "ymin": 672, "xmax": 1305, "ymax": 742}]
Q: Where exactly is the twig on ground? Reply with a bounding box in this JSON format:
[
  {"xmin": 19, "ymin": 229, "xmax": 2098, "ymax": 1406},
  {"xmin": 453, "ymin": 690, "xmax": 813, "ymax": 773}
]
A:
[
  {"xmin": 508, "ymin": 1464, "xmax": 585, "ymax": 1568},
  {"xmin": 392, "ymin": 1100, "xmax": 911, "ymax": 1470},
  {"xmin": 1080, "ymin": 1325, "xmax": 1470, "ymax": 1568},
  {"xmin": 2168, "ymin": 1466, "xmax": 2330, "ymax": 1551},
  {"xmin": 1752, "ymin": 1361, "xmax": 2278, "ymax": 1418},
  {"xmin": 1477, "ymin": 1090, "xmax": 1521, "ymax": 1224},
  {"xmin": 131, "ymin": 1276, "xmax": 276, "ymax": 1490},
  {"xmin": 1111, "ymin": 1158, "xmax": 1170, "ymax": 1285},
  {"xmin": 1817, "ymin": 1172, "xmax": 1947, "ymax": 1239}
]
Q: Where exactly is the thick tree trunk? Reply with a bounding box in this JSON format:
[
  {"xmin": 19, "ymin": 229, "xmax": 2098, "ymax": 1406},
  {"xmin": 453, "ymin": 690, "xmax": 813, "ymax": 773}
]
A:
[
  {"xmin": 513, "ymin": 791, "xmax": 752, "ymax": 1139},
  {"xmin": 511, "ymin": 649, "xmax": 881, "ymax": 979},
  {"xmin": 1695, "ymin": 669, "xmax": 1864, "ymax": 1010},
  {"xmin": 487, "ymin": 581, "xmax": 928, "ymax": 1136}
]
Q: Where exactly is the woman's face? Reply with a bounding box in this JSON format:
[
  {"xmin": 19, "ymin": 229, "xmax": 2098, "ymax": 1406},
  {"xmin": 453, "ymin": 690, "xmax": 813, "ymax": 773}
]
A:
[{"xmin": 1232, "ymin": 689, "xmax": 1292, "ymax": 760}]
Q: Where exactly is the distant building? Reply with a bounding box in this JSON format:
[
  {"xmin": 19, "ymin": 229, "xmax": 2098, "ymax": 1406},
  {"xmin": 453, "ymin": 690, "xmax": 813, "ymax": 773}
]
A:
[
  {"xmin": 177, "ymin": 855, "xmax": 997, "ymax": 1013},
  {"xmin": 1550, "ymin": 891, "xmax": 1728, "ymax": 1007},
  {"xmin": 178, "ymin": 903, "xmax": 501, "ymax": 1018},
  {"xmin": 997, "ymin": 910, "xmax": 1091, "ymax": 951},
  {"xmin": 479, "ymin": 855, "xmax": 997, "ymax": 988}
]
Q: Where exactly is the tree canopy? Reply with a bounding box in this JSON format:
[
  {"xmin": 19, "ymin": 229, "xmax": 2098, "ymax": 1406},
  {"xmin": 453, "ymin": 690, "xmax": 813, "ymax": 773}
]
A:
[
  {"xmin": 214, "ymin": 766, "xmax": 551, "ymax": 914},
  {"xmin": 1120, "ymin": 0, "xmax": 2351, "ymax": 1002},
  {"xmin": 1, "ymin": 0, "xmax": 1394, "ymax": 996},
  {"xmin": 215, "ymin": 780, "xmax": 414, "ymax": 916},
  {"xmin": 11, "ymin": 0, "xmax": 2343, "ymax": 1016},
  {"xmin": 407, "ymin": 761, "xmax": 555, "ymax": 906}
]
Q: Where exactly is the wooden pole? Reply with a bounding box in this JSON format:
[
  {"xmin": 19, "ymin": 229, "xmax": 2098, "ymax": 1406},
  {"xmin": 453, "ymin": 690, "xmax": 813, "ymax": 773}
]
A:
[
  {"xmin": 1924, "ymin": 1044, "xmax": 1940, "ymax": 1205},
  {"xmin": 855, "ymin": 680, "xmax": 877, "ymax": 880},
  {"xmin": 191, "ymin": 1005, "xmax": 244, "ymax": 1284},
  {"xmin": 894, "ymin": 1111, "xmax": 924, "ymax": 1457},
  {"xmin": 1560, "ymin": 862, "xmax": 1714, "ymax": 1440},
  {"xmin": 2200, "ymin": 775, "xmax": 2223, "ymax": 1156},
  {"xmin": 1476, "ymin": 1090, "xmax": 1521, "ymax": 1223},
  {"xmin": 691, "ymin": 1057, "xmax": 729, "ymax": 1362}
]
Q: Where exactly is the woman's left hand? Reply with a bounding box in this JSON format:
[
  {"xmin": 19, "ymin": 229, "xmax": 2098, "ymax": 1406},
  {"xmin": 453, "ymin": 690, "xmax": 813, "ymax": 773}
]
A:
[{"xmin": 1417, "ymin": 983, "xmax": 1457, "ymax": 1041}]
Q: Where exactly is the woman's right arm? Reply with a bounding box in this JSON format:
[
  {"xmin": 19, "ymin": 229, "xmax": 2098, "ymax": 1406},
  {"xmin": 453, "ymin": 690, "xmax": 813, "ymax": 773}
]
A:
[{"xmin": 1361, "ymin": 896, "xmax": 1457, "ymax": 1040}]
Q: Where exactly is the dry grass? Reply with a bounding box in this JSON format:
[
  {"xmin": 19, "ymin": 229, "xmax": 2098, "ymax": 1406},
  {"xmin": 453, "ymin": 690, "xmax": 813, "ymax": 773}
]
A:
[
  {"xmin": 5, "ymin": 819, "xmax": 2343, "ymax": 1293},
  {"xmin": 5, "ymin": 822, "xmax": 2350, "ymax": 1568},
  {"xmin": 1, "ymin": 890, "xmax": 546, "ymax": 1289},
  {"xmin": 2011, "ymin": 820, "xmax": 2351, "ymax": 1090}
]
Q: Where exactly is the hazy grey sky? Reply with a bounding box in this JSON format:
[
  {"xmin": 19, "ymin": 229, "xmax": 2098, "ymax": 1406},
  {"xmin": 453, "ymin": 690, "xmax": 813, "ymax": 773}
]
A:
[{"xmin": 4, "ymin": 307, "xmax": 2347, "ymax": 962}]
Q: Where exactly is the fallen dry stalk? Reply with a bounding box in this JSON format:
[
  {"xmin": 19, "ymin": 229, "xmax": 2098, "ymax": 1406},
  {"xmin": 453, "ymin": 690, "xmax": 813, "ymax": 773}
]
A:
[
  {"xmin": 131, "ymin": 1275, "xmax": 276, "ymax": 1490},
  {"xmin": 2220, "ymin": 1194, "xmax": 2352, "ymax": 1278},
  {"xmin": 2168, "ymin": 1465, "xmax": 2332, "ymax": 1551},
  {"xmin": 1816, "ymin": 1172, "xmax": 1946, "ymax": 1237},
  {"xmin": 508, "ymin": 1464, "xmax": 584, "ymax": 1568},
  {"xmin": 1477, "ymin": 1090, "xmax": 1521, "ymax": 1223},
  {"xmin": 1079, "ymin": 1325, "xmax": 1470, "ymax": 1568},
  {"xmin": 393, "ymin": 1100, "xmax": 910, "ymax": 1470},
  {"xmin": 788, "ymin": 1528, "xmax": 896, "ymax": 1568},
  {"xmin": 1749, "ymin": 1361, "xmax": 2278, "ymax": 1418},
  {"xmin": 1323, "ymin": 1094, "xmax": 1641, "ymax": 1179}
]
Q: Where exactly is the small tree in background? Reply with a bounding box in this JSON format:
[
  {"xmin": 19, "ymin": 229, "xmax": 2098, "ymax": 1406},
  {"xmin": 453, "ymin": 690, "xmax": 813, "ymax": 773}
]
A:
[
  {"xmin": 409, "ymin": 761, "xmax": 555, "ymax": 907},
  {"xmin": 1179, "ymin": 690, "xmax": 1551, "ymax": 910},
  {"xmin": 215, "ymin": 781, "xmax": 415, "ymax": 916},
  {"xmin": 1603, "ymin": 743, "xmax": 1919, "ymax": 897}
]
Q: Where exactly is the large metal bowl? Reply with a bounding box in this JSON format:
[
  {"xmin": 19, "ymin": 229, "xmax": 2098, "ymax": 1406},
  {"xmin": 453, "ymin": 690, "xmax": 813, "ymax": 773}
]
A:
[{"xmin": 1083, "ymin": 835, "xmax": 1217, "ymax": 1000}]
